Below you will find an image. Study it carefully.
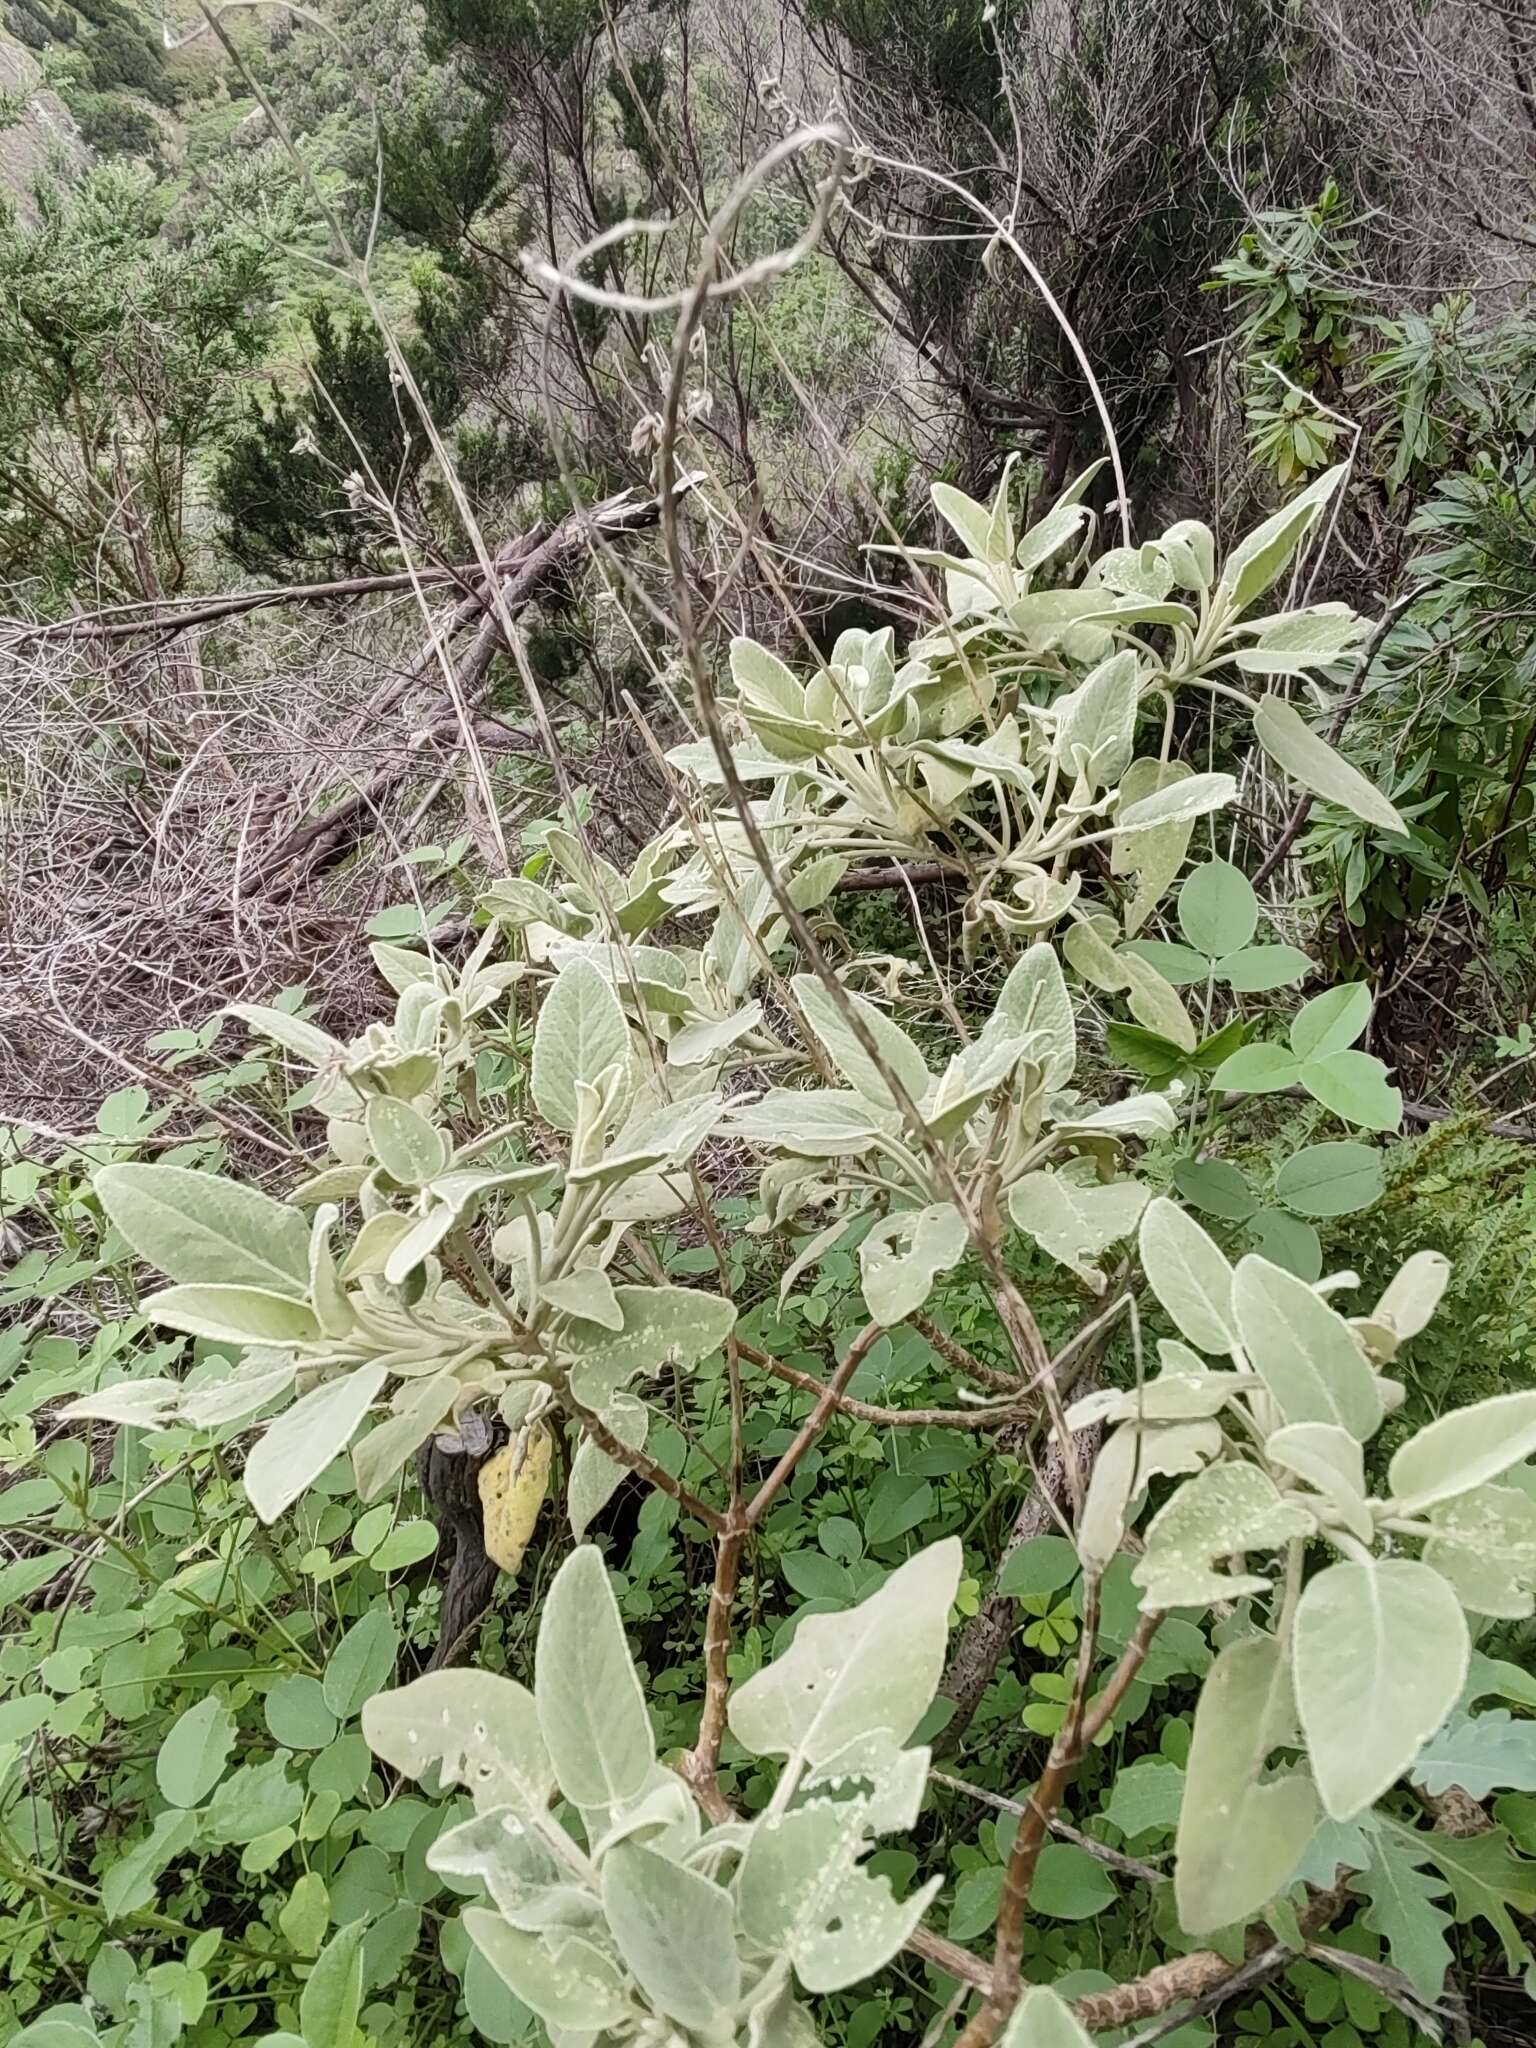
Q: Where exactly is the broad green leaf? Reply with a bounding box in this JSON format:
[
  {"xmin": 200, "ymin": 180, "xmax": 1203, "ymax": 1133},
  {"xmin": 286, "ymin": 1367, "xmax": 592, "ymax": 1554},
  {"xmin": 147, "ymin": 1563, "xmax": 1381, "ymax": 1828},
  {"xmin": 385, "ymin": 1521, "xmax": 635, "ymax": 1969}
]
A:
[
  {"xmin": 1054, "ymin": 650, "xmax": 1138, "ymax": 790},
  {"xmin": 1114, "ymin": 772, "xmax": 1236, "ymax": 835},
  {"xmin": 926, "ymin": 1031, "xmax": 1032, "ymax": 1136},
  {"xmin": 1290, "ymin": 982, "xmax": 1371, "ymax": 1060},
  {"xmin": 1119, "ymin": 939, "xmax": 1209, "ymax": 986},
  {"xmin": 1351, "ymin": 1822, "xmax": 1455, "ymax": 2006},
  {"xmin": 729, "ymin": 1537, "xmax": 960, "ymax": 1769},
  {"xmin": 1138, "ymin": 1197, "xmax": 1238, "ymax": 1354},
  {"xmin": 1294, "ymin": 1560, "xmax": 1469, "ymax": 1818},
  {"xmin": 141, "ymin": 1285, "xmax": 321, "ymax": 1346},
  {"xmin": 101, "ymin": 1809, "xmax": 198, "ymax": 1921},
  {"xmin": 602, "ymin": 1841, "xmax": 739, "ymax": 2028},
  {"xmin": 323, "ymin": 1608, "xmax": 399, "ymax": 1719},
  {"xmin": 562, "ymin": 1285, "xmax": 736, "ymax": 1405},
  {"xmin": 531, "ymin": 960, "xmax": 630, "ymax": 1134},
  {"xmin": 265, "ymin": 1675, "xmax": 337, "ymax": 1751},
  {"xmin": 668, "ymin": 1000, "xmax": 765, "ymax": 1067},
  {"xmin": 1132, "ymin": 1463, "xmax": 1313, "ymax": 1610},
  {"xmin": 1232, "ymin": 1255, "xmax": 1380, "ymax": 1437},
  {"xmin": 351, "ymin": 1372, "xmax": 461, "ymax": 1503},
  {"xmin": 1238, "ymin": 602, "xmax": 1366, "ymax": 670},
  {"xmin": 365, "ymin": 1097, "xmax": 447, "ymax": 1185},
  {"xmin": 1423, "ymin": 1485, "xmax": 1536, "ymax": 1617},
  {"xmin": 1210, "ymin": 1041, "xmax": 1300, "ymax": 1095},
  {"xmin": 998, "ymin": 1985, "xmax": 1096, "ymax": 2048},
  {"xmin": 1273, "ymin": 1141, "xmax": 1383, "ymax": 1217},
  {"xmin": 988, "ymin": 943, "xmax": 1076, "ymax": 1087},
  {"xmin": 931, "ymin": 480, "xmax": 997, "ymax": 560},
  {"xmin": 568, "ymin": 1391, "xmax": 648, "ymax": 1541},
  {"xmin": 299, "ymin": 1921, "xmax": 365, "ymax": 2048},
  {"xmin": 860, "ymin": 1202, "xmax": 968, "ymax": 1323},
  {"xmin": 1254, "ymin": 695, "xmax": 1407, "ymax": 835},
  {"xmin": 362, "ymin": 1669, "xmax": 554, "ymax": 1817},
  {"xmin": 1371, "ymin": 1250, "xmax": 1451, "ymax": 1347},
  {"xmin": 59, "ymin": 1380, "xmax": 182, "ymax": 1429},
  {"xmin": 727, "ymin": 1088, "xmax": 897, "ymax": 1155},
  {"xmin": 1077, "ymin": 1417, "xmax": 1223, "ymax": 1575},
  {"xmin": 463, "ymin": 1914, "xmax": 630, "ymax": 2032},
  {"xmin": 280, "ymin": 1872, "xmax": 331, "ymax": 1956},
  {"xmin": 534, "ymin": 1545, "xmax": 653, "ymax": 1808},
  {"xmin": 95, "ymin": 1164, "xmax": 310, "ymax": 1297},
  {"xmin": 244, "ymin": 1366, "xmax": 387, "ymax": 1523},
  {"xmin": 1009, "ymin": 1172, "xmax": 1147, "ymax": 1290},
  {"xmin": 1220, "ymin": 466, "xmax": 1344, "ymax": 610},
  {"xmin": 791, "ymin": 973, "xmax": 930, "ymax": 1111},
  {"xmin": 1178, "ymin": 860, "xmax": 1256, "ymax": 958},
  {"xmin": 737, "ymin": 1794, "xmax": 940, "ymax": 1993},
  {"xmin": 1170, "ymin": 1158, "xmax": 1256, "ymax": 1221},
  {"xmin": 1067, "ymin": 1363, "xmax": 1241, "ymax": 1430},
  {"xmin": 1265, "ymin": 1422, "xmax": 1372, "ymax": 1543},
  {"xmin": 222, "ymin": 1002, "xmax": 345, "ymax": 1067},
  {"xmin": 1388, "ymin": 1391, "xmax": 1536, "ymax": 1510},
  {"xmin": 1301, "ymin": 1048, "xmax": 1402, "ymax": 1131},
  {"xmin": 1029, "ymin": 1842, "xmax": 1117, "ymax": 1919},
  {"xmin": 1220, "ymin": 943, "xmax": 1313, "ymax": 992},
  {"xmin": 203, "ymin": 1758, "xmax": 302, "ymax": 1846},
  {"xmin": 1112, "ymin": 758, "xmax": 1197, "ymax": 932},
  {"xmin": 1118, "ymin": 950, "xmax": 1196, "ymax": 1050},
  {"xmin": 157, "ymin": 1695, "xmax": 236, "ymax": 1808},
  {"xmin": 1101, "ymin": 1757, "xmax": 1186, "ymax": 1839},
  {"xmin": 1175, "ymin": 1633, "xmax": 1318, "ymax": 1934}
]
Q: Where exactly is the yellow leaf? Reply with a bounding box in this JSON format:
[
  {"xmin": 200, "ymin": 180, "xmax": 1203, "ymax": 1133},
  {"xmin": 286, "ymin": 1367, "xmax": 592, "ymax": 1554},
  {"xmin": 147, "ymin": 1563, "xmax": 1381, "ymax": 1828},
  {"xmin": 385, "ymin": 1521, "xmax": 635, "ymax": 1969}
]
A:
[{"xmin": 478, "ymin": 1425, "xmax": 553, "ymax": 1576}]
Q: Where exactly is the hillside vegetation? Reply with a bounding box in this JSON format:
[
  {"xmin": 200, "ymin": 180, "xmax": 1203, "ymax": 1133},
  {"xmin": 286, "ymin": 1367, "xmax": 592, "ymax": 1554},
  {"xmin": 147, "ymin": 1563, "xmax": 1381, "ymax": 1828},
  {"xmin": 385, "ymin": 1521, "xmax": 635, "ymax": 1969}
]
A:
[{"xmin": 3, "ymin": 6, "xmax": 1536, "ymax": 2048}]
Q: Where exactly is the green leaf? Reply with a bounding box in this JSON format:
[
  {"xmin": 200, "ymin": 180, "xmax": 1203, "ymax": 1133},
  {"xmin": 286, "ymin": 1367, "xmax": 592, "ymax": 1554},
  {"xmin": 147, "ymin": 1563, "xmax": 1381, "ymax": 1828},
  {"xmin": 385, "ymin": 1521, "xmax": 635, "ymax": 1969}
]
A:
[
  {"xmin": 323, "ymin": 1608, "xmax": 399, "ymax": 1720},
  {"xmin": 100, "ymin": 1809, "xmax": 198, "ymax": 1921},
  {"xmin": 1409, "ymin": 1821, "xmax": 1536, "ymax": 1978},
  {"xmin": 1132, "ymin": 1462, "xmax": 1313, "ymax": 1610},
  {"xmin": 1008, "ymin": 1173, "xmax": 1147, "ymax": 1289},
  {"xmin": 157, "ymin": 1695, "xmax": 236, "ymax": 1808},
  {"xmin": 1170, "ymin": 1158, "xmax": 1256, "ymax": 1222},
  {"xmin": 1119, "ymin": 939, "xmax": 1210, "ymax": 986},
  {"xmin": 729, "ymin": 1537, "xmax": 961, "ymax": 1770},
  {"xmin": 1211, "ymin": 1041, "xmax": 1300, "ymax": 1095},
  {"xmin": 364, "ymin": 1098, "xmax": 447, "ymax": 1186},
  {"xmin": 728, "ymin": 1088, "xmax": 897, "ymax": 1156},
  {"xmin": 998, "ymin": 1986, "xmax": 1097, "ymax": 2048},
  {"xmin": 1423, "ymin": 1484, "xmax": 1536, "ymax": 1617},
  {"xmin": 1175, "ymin": 1634, "xmax": 1318, "ymax": 1934},
  {"xmin": 299, "ymin": 1921, "xmax": 365, "ymax": 2048},
  {"xmin": 1289, "ymin": 983, "xmax": 1370, "ymax": 1059},
  {"xmin": 1232, "ymin": 1254, "xmax": 1381, "ymax": 1437},
  {"xmin": 1351, "ymin": 1823, "xmax": 1455, "ymax": 2005},
  {"xmin": 1030, "ymin": 1842, "xmax": 1117, "ymax": 1919},
  {"xmin": 94, "ymin": 1165, "xmax": 310, "ymax": 1297},
  {"xmin": 1055, "ymin": 650, "xmax": 1138, "ymax": 790},
  {"xmin": 1237, "ymin": 603, "xmax": 1367, "ymax": 675},
  {"xmin": 531, "ymin": 959, "xmax": 630, "ymax": 1134},
  {"xmin": 534, "ymin": 1545, "xmax": 653, "ymax": 1809},
  {"xmin": 989, "ymin": 944, "xmax": 1076, "ymax": 1087},
  {"xmin": 601, "ymin": 1841, "xmax": 740, "ymax": 2029},
  {"xmin": 1114, "ymin": 773, "xmax": 1236, "ymax": 835},
  {"xmin": 1294, "ymin": 1560, "xmax": 1470, "ymax": 1818},
  {"xmin": 792, "ymin": 973, "xmax": 931, "ymax": 1111},
  {"xmin": 204, "ymin": 1758, "xmax": 303, "ymax": 1845},
  {"xmin": 463, "ymin": 1913, "xmax": 630, "ymax": 2032},
  {"xmin": 362, "ymin": 1669, "xmax": 554, "ymax": 1818},
  {"xmin": 1138, "ymin": 1197, "xmax": 1239, "ymax": 1355},
  {"xmin": 1413, "ymin": 1712, "xmax": 1536, "ymax": 1799},
  {"xmin": 997, "ymin": 1535, "xmax": 1081, "ymax": 1600},
  {"xmin": 561, "ymin": 1285, "xmax": 736, "ymax": 1405},
  {"xmin": 1220, "ymin": 466, "xmax": 1345, "ymax": 611},
  {"xmin": 1077, "ymin": 1418, "xmax": 1223, "ymax": 1575},
  {"xmin": 266, "ymin": 1676, "xmax": 338, "ymax": 1751},
  {"xmin": 1112, "ymin": 758, "xmax": 1199, "ymax": 932},
  {"xmin": 1388, "ymin": 1391, "xmax": 1536, "ymax": 1510},
  {"xmin": 1219, "ymin": 943, "xmax": 1313, "ymax": 992},
  {"xmin": 1178, "ymin": 860, "xmax": 1257, "ymax": 958},
  {"xmin": 280, "ymin": 1873, "xmax": 332, "ymax": 1957},
  {"xmin": 244, "ymin": 1367, "xmax": 387, "ymax": 1524},
  {"xmin": 1265, "ymin": 1422, "xmax": 1372, "ymax": 1544},
  {"xmin": 1254, "ymin": 696, "xmax": 1407, "ymax": 835},
  {"xmin": 351, "ymin": 1373, "xmax": 461, "ymax": 1503},
  {"xmin": 223, "ymin": 1002, "xmax": 345, "ymax": 1067},
  {"xmin": 1273, "ymin": 1141, "xmax": 1383, "ymax": 1217},
  {"xmin": 1246, "ymin": 1207, "xmax": 1322, "ymax": 1280},
  {"xmin": 1300, "ymin": 1048, "xmax": 1401, "ymax": 1131},
  {"xmin": 1101, "ymin": 1757, "xmax": 1185, "ymax": 1840},
  {"xmin": 568, "ymin": 1390, "xmax": 647, "ymax": 1541},
  {"xmin": 141, "ymin": 1285, "xmax": 321, "ymax": 1346},
  {"xmin": 860, "ymin": 1202, "xmax": 968, "ymax": 1322}
]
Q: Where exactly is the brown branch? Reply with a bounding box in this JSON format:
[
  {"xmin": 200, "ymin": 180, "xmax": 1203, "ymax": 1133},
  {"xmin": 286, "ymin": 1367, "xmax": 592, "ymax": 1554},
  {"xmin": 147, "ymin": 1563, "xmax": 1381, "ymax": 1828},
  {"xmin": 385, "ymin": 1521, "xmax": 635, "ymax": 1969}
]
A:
[
  {"xmin": 955, "ymin": 1609, "xmax": 1164, "ymax": 2046},
  {"xmin": 560, "ymin": 1392, "xmax": 725, "ymax": 1533},
  {"xmin": 744, "ymin": 1320, "xmax": 887, "ymax": 1526},
  {"xmin": 736, "ymin": 1339, "xmax": 1025, "ymax": 1430},
  {"xmin": 912, "ymin": 1313, "xmax": 1025, "ymax": 1395}
]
